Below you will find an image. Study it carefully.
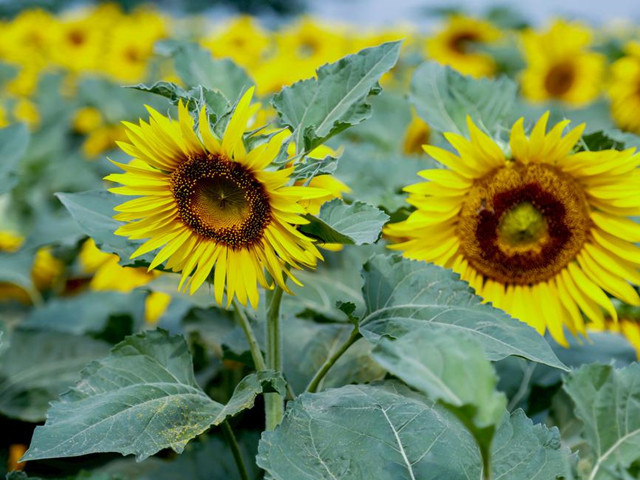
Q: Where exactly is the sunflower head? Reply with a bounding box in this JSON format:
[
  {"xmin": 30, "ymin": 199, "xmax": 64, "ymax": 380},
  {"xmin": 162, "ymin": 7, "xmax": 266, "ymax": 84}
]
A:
[
  {"xmin": 106, "ymin": 88, "xmax": 327, "ymax": 308},
  {"xmin": 609, "ymin": 41, "xmax": 640, "ymax": 135},
  {"xmin": 386, "ymin": 113, "xmax": 640, "ymax": 346},
  {"xmin": 425, "ymin": 15, "xmax": 501, "ymax": 78},
  {"xmin": 519, "ymin": 20, "xmax": 605, "ymax": 106}
]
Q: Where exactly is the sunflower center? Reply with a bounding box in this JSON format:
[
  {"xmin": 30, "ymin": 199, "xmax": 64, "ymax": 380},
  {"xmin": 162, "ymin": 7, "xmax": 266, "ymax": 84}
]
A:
[
  {"xmin": 544, "ymin": 62, "xmax": 575, "ymax": 97},
  {"xmin": 171, "ymin": 155, "xmax": 271, "ymax": 248},
  {"xmin": 449, "ymin": 32, "xmax": 479, "ymax": 54},
  {"xmin": 458, "ymin": 163, "xmax": 591, "ymax": 285},
  {"xmin": 497, "ymin": 202, "xmax": 548, "ymax": 248}
]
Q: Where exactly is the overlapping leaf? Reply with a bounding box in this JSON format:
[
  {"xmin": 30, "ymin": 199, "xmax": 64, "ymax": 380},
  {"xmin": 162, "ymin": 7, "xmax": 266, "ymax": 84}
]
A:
[
  {"xmin": 23, "ymin": 330, "xmax": 285, "ymax": 461},
  {"xmin": 359, "ymin": 255, "xmax": 566, "ymax": 369},
  {"xmin": 273, "ymin": 41, "xmax": 401, "ymax": 153}
]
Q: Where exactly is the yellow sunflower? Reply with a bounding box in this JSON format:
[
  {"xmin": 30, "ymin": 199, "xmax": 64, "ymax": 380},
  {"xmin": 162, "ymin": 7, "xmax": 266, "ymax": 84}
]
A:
[
  {"xmin": 425, "ymin": 15, "xmax": 501, "ymax": 78},
  {"xmin": 202, "ymin": 16, "xmax": 270, "ymax": 70},
  {"xmin": 385, "ymin": 113, "xmax": 640, "ymax": 346},
  {"xmin": 403, "ymin": 111, "xmax": 431, "ymax": 155},
  {"xmin": 106, "ymin": 88, "xmax": 325, "ymax": 308},
  {"xmin": 520, "ymin": 20, "xmax": 605, "ymax": 106},
  {"xmin": 609, "ymin": 42, "xmax": 640, "ymax": 135}
]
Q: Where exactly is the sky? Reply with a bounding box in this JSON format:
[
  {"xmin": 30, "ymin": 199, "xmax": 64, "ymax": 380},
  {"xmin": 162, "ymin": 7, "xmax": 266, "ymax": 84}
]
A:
[{"xmin": 308, "ymin": 0, "xmax": 640, "ymax": 27}]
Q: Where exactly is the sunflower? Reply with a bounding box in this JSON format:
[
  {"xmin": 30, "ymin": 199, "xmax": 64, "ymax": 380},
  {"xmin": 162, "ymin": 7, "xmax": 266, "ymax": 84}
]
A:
[
  {"xmin": 106, "ymin": 88, "xmax": 325, "ymax": 308},
  {"xmin": 425, "ymin": 15, "xmax": 501, "ymax": 78},
  {"xmin": 403, "ymin": 111, "xmax": 430, "ymax": 155},
  {"xmin": 78, "ymin": 238, "xmax": 157, "ymax": 292},
  {"xmin": 520, "ymin": 20, "xmax": 605, "ymax": 106},
  {"xmin": 202, "ymin": 16, "xmax": 270, "ymax": 70},
  {"xmin": 609, "ymin": 42, "xmax": 640, "ymax": 135},
  {"xmin": 385, "ymin": 113, "xmax": 640, "ymax": 346}
]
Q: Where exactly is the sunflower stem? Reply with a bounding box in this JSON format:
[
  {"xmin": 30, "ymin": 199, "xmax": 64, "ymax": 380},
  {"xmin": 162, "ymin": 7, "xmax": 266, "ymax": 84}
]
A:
[
  {"xmin": 305, "ymin": 326, "xmax": 361, "ymax": 393},
  {"xmin": 221, "ymin": 421, "xmax": 250, "ymax": 480},
  {"xmin": 232, "ymin": 299, "xmax": 266, "ymax": 372},
  {"xmin": 265, "ymin": 284, "xmax": 285, "ymax": 430}
]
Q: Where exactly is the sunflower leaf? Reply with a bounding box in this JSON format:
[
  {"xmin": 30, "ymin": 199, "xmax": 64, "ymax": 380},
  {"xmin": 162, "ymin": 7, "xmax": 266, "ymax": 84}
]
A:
[
  {"xmin": 56, "ymin": 190, "xmax": 156, "ymax": 267},
  {"xmin": 291, "ymin": 154, "xmax": 338, "ymax": 182},
  {"xmin": 173, "ymin": 43, "xmax": 254, "ymax": 103},
  {"xmin": 0, "ymin": 330, "xmax": 111, "ymax": 423},
  {"xmin": 563, "ymin": 363, "xmax": 640, "ymax": 479},
  {"xmin": 410, "ymin": 62, "xmax": 516, "ymax": 136},
  {"xmin": 272, "ymin": 41, "xmax": 402, "ymax": 153},
  {"xmin": 359, "ymin": 255, "xmax": 567, "ymax": 370},
  {"xmin": 0, "ymin": 123, "xmax": 29, "ymax": 194},
  {"xmin": 372, "ymin": 328, "xmax": 507, "ymax": 470},
  {"xmin": 300, "ymin": 199, "xmax": 389, "ymax": 245},
  {"xmin": 257, "ymin": 382, "xmax": 572, "ymax": 480},
  {"xmin": 23, "ymin": 329, "xmax": 286, "ymax": 462}
]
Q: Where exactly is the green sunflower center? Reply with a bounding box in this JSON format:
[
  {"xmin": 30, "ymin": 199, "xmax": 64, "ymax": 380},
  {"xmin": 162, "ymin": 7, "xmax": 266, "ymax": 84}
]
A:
[
  {"xmin": 497, "ymin": 202, "xmax": 548, "ymax": 248},
  {"xmin": 171, "ymin": 155, "xmax": 271, "ymax": 248}
]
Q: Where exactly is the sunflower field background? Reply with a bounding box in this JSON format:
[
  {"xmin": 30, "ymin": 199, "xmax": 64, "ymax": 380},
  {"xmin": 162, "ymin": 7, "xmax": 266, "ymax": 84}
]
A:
[{"xmin": 2, "ymin": 0, "xmax": 640, "ymax": 479}]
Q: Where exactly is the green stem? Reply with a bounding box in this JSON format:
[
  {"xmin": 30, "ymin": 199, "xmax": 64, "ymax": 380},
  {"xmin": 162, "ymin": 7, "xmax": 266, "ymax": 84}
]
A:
[
  {"xmin": 306, "ymin": 327, "xmax": 361, "ymax": 393},
  {"xmin": 481, "ymin": 444, "xmax": 491, "ymax": 480},
  {"xmin": 221, "ymin": 421, "xmax": 250, "ymax": 480},
  {"xmin": 265, "ymin": 284, "xmax": 285, "ymax": 430},
  {"xmin": 232, "ymin": 299, "xmax": 266, "ymax": 371}
]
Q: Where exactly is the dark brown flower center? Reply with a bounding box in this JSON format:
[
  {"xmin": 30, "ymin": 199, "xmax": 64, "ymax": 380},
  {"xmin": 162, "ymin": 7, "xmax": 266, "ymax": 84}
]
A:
[
  {"xmin": 457, "ymin": 163, "xmax": 591, "ymax": 285},
  {"xmin": 544, "ymin": 63, "xmax": 576, "ymax": 97},
  {"xmin": 449, "ymin": 32, "xmax": 479, "ymax": 54},
  {"xmin": 171, "ymin": 154, "xmax": 271, "ymax": 248}
]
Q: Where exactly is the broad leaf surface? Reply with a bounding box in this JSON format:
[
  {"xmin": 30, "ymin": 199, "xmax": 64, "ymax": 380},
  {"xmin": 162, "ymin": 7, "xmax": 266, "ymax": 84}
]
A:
[
  {"xmin": 359, "ymin": 255, "xmax": 566, "ymax": 370},
  {"xmin": 300, "ymin": 199, "xmax": 389, "ymax": 245},
  {"xmin": 373, "ymin": 328, "xmax": 507, "ymax": 461},
  {"xmin": 272, "ymin": 41, "xmax": 401, "ymax": 152},
  {"xmin": 173, "ymin": 43, "xmax": 253, "ymax": 102},
  {"xmin": 0, "ymin": 331, "xmax": 110, "ymax": 422},
  {"xmin": 57, "ymin": 190, "xmax": 155, "ymax": 267},
  {"xmin": 0, "ymin": 123, "xmax": 29, "ymax": 194},
  {"xmin": 22, "ymin": 291, "xmax": 146, "ymax": 335},
  {"xmin": 563, "ymin": 363, "xmax": 640, "ymax": 480},
  {"xmin": 23, "ymin": 330, "xmax": 285, "ymax": 461},
  {"xmin": 410, "ymin": 62, "xmax": 516, "ymax": 136},
  {"xmin": 257, "ymin": 382, "xmax": 571, "ymax": 480}
]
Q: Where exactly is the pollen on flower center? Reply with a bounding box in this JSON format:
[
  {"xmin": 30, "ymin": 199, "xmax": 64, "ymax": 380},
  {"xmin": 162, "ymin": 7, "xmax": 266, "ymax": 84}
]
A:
[
  {"xmin": 171, "ymin": 154, "xmax": 271, "ymax": 247},
  {"xmin": 544, "ymin": 62, "xmax": 576, "ymax": 96},
  {"xmin": 458, "ymin": 162, "xmax": 591, "ymax": 285}
]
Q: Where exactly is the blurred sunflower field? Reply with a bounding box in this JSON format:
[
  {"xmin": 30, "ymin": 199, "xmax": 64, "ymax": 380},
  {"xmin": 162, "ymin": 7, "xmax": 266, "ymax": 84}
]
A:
[{"xmin": 2, "ymin": 0, "xmax": 640, "ymax": 478}]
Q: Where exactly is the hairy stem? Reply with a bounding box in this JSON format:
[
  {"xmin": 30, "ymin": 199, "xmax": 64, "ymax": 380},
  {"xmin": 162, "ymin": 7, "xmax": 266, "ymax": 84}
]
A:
[
  {"xmin": 265, "ymin": 285, "xmax": 285, "ymax": 430},
  {"xmin": 306, "ymin": 327, "xmax": 361, "ymax": 393},
  {"xmin": 221, "ymin": 421, "xmax": 250, "ymax": 480},
  {"xmin": 232, "ymin": 299, "xmax": 266, "ymax": 371}
]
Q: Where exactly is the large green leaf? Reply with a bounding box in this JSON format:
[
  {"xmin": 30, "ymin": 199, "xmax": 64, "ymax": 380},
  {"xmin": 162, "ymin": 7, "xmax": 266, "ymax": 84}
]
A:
[
  {"xmin": 173, "ymin": 43, "xmax": 254, "ymax": 102},
  {"xmin": 491, "ymin": 409, "xmax": 572, "ymax": 479},
  {"xmin": 0, "ymin": 123, "xmax": 29, "ymax": 194},
  {"xmin": 335, "ymin": 142, "xmax": 436, "ymax": 213},
  {"xmin": 257, "ymin": 382, "xmax": 571, "ymax": 480},
  {"xmin": 22, "ymin": 291, "xmax": 146, "ymax": 336},
  {"xmin": 23, "ymin": 330, "xmax": 285, "ymax": 462},
  {"xmin": 359, "ymin": 255, "xmax": 566, "ymax": 370},
  {"xmin": 372, "ymin": 328, "xmax": 507, "ymax": 471},
  {"xmin": 410, "ymin": 62, "xmax": 516, "ymax": 136},
  {"xmin": 0, "ymin": 331, "xmax": 110, "ymax": 422},
  {"xmin": 563, "ymin": 363, "xmax": 640, "ymax": 480},
  {"xmin": 300, "ymin": 199, "xmax": 389, "ymax": 245},
  {"xmin": 272, "ymin": 41, "xmax": 401, "ymax": 153},
  {"xmin": 56, "ymin": 190, "xmax": 155, "ymax": 267}
]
